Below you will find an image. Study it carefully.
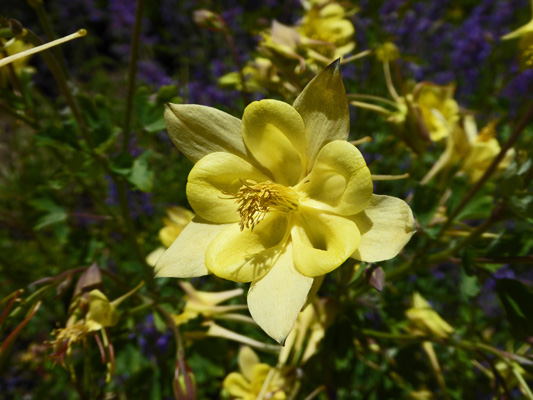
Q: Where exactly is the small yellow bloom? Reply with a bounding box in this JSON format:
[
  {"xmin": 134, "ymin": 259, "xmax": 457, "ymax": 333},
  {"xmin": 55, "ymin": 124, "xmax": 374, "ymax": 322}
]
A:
[
  {"xmin": 158, "ymin": 61, "xmax": 415, "ymax": 343},
  {"xmin": 173, "ymin": 281, "xmax": 246, "ymax": 325},
  {"xmin": 159, "ymin": 206, "xmax": 195, "ymax": 248},
  {"xmin": 223, "ymin": 346, "xmax": 288, "ymax": 400},
  {"xmin": 0, "ymin": 39, "xmax": 35, "ymax": 87},
  {"xmin": 297, "ymin": 1, "xmax": 356, "ymax": 64},
  {"xmin": 414, "ymin": 83, "xmax": 459, "ymax": 142},
  {"xmin": 146, "ymin": 206, "xmax": 194, "ymax": 266},
  {"xmin": 406, "ymin": 292, "xmax": 454, "ymax": 339},
  {"xmin": 376, "ymin": 42, "xmax": 400, "ymax": 62}
]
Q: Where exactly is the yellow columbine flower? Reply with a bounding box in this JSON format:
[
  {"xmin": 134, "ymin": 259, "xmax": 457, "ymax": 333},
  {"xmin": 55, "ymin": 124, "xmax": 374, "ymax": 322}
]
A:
[
  {"xmin": 173, "ymin": 281, "xmax": 246, "ymax": 325},
  {"xmin": 406, "ymin": 292, "xmax": 454, "ymax": 339},
  {"xmin": 414, "ymin": 82, "xmax": 459, "ymax": 142},
  {"xmin": 460, "ymin": 117, "xmax": 514, "ymax": 182},
  {"xmin": 297, "ymin": 1, "xmax": 356, "ymax": 64},
  {"xmin": 223, "ymin": 346, "xmax": 288, "ymax": 400},
  {"xmin": 157, "ymin": 61, "xmax": 416, "ymax": 343}
]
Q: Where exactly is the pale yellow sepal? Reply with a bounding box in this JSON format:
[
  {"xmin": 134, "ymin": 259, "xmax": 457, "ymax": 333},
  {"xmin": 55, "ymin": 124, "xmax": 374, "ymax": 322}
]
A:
[
  {"xmin": 350, "ymin": 194, "xmax": 416, "ymax": 262},
  {"xmin": 247, "ymin": 243, "xmax": 314, "ymax": 345},
  {"xmin": 293, "ymin": 60, "xmax": 350, "ymax": 168},
  {"xmin": 406, "ymin": 292, "xmax": 454, "ymax": 339},
  {"xmin": 164, "ymin": 104, "xmax": 248, "ymax": 164},
  {"xmin": 85, "ymin": 290, "xmax": 118, "ymax": 331},
  {"xmin": 238, "ymin": 346, "xmax": 261, "ymax": 382},
  {"xmin": 155, "ymin": 217, "xmax": 231, "ymax": 278}
]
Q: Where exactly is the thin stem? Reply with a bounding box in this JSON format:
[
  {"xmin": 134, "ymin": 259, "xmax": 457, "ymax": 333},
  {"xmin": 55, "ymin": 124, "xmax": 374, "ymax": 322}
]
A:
[
  {"xmin": 0, "ymin": 102, "xmax": 38, "ymax": 129},
  {"xmin": 27, "ymin": 0, "xmax": 69, "ymax": 75},
  {"xmin": 383, "ymin": 61, "xmax": 401, "ymax": 103},
  {"xmin": 372, "ymin": 173, "xmax": 410, "ymax": 181},
  {"xmin": 349, "ymin": 136, "xmax": 372, "ymax": 146},
  {"xmin": 349, "ymin": 100, "xmax": 393, "ymax": 116},
  {"xmin": 0, "ymin": 29, "xmax": 86, "ymax": 68},
  {"xmin": 111, "ymin": 175, "xmax": 154, "ymax": 291},
  {"xmin": 21, "ymin": 28, "xmax": 93, "ymax": 147},
  {"xmin": 221, "ymin": 23, "xmax": 249, "ymax": 105},
  {"xmin": 341, "ymin": 49, "xmax": 372, "ymax": 64},
  {"xmin": 439, "ymin": 102, "xmax": 533, "ymax": 235},
  {"xmin": 347, "ymin": 93, "xmax": 399, "ymax": 108},
  {"xmin": 122, "ymin": 0, "xmax": 146, "ymax": 152}
]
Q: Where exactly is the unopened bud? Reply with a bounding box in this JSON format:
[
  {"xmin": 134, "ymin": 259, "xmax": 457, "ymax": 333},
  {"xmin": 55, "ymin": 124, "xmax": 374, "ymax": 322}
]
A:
[{"xmin": 193, "ymin": 10, "xmax": 225, "ymax": 32}]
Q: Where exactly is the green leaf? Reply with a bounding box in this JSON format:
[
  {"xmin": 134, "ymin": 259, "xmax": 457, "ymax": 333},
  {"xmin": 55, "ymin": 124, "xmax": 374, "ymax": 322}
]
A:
[
  {"xmin": 496, "ymin": 278, "xmax": 533, "ymax": 340},
  {"xmin": 411, "ymin": 184, "xmax": 442, "ymax": 226},
  {"xmin": 127, "ymin": 151, "xmax": 153, "ymax": 192},
  {"xmin": 460, "ymin": 268, "xmax": 480, "ymax": 299},
  {"xmin": 29, "ymin": 198, "xmax": 67, "ymax": 230},
  {"xmin": 448, "ymin": 176, "xmax": 493, "ymax": 220},
  {"xmin": 508, "ymin": 193, "xmax": 533, "ymax": 218},
  {"xmin": 110, "ymin": 152, "xmax": 135, "ymax": 176}
]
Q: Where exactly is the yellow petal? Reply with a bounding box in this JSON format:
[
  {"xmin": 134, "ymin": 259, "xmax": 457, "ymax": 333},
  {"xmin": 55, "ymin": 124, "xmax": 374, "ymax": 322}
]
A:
[
  {"xmin": 502, "ymin": 19, "xmax": 533, "ymax": 40},
  {"xmin": 247, "ymin": 243, "xmax": 314, "ymax": 344},
  {"xmin": 296, "ymin": 140, "xmax": 372, "ymax": 216},
  {"xmin": 238, "ymin": 346, "xmax": 260, "ymax": 382},
  {"xmin": 293, "ymin": 60, "xmax": 350, "ymax": 169},
  {"xmin": 223, "ymin": 372, "xmax": 252, "ymax": 398},
  {"xmin": 205, "ymin": 213, "xmax": 289, "ymax": 282},
  {"xmin": 166, "ymin": 206, "xmax": 195, "ymax": 226},
  {"xmin": 155, "ymin": 217, "xmax": 231, "ymax": 278},
  {"xmin": 291, "ymin": 207, "xmax": 360, "ymax": 276},
  {"xmin": 187, "ymin": 152, "xmax": 270, "ymax": 223},
  {"xmin": 350, "ymin": 195, "xmax": 416, "ymax": 262},
  {"xmin": 242, "ymin": 100, "xmax": 307, "ymax": 186},
  {"xmin": 164, "ymin": 104, "xmax": 249, "ymax": 163},
  {"xmin": 85, "ymin": 290, "xmax": 118, "ymax": 331},
  {"xmin": 146, "ymin": 246, "xmax": 166, "ymax": 267}
]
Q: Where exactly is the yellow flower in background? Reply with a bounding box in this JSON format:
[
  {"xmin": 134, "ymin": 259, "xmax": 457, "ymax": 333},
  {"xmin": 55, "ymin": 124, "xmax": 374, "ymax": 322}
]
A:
[
  {"xmin": 460, "ymin": 117, "xmax": 514, "ymax": 182},
  {"xmin": 159, "ymin": 206, "xmax": 195, "ymax": 248},
  {"xmin": 414, "ymin": 83, "xmax": 459, "ymax": 142},
  {"xmin": 223, "ymin": 346, "xmax": 288, "ymax": 400},
  {"xmin": 146, "ymin": 206, "xmax": 194, "ymax": 266},
  {"xmin": 258, "ymin": 1, "xmax": 356, "ymax": 74},
  {"xmin": 297, "ymin": 0, "xmax": 356, "ymax": 64},
  {"xmin": 173, "ymin": 281, "xmax": 246, "ymax": 325},
  {"xmin": 157, "ymin": 61, "xmax": 415, "ymax": 344},
  {"xmin": 422, "ymin": 115, "xmax": 514, "ymax": 184},
  {"xmin": 0, "ymin": 39, "xmax": 35, "ymax": 87},
  {"xmin": 502, "ymin": 10, "xmax": 533, "ymax": 70},
  {"xmin": 406, "ymin": 292, "xmax": 454, "ymax": 339}
]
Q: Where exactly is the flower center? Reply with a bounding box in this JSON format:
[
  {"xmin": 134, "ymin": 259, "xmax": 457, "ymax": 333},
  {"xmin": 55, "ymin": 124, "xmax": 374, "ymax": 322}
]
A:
[{"xmin": 228, "ymin": 180, "xmax": 299, "ymax": 231}]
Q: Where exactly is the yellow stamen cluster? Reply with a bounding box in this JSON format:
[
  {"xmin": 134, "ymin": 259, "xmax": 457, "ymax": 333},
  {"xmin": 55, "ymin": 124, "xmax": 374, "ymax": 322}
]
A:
[
  {"xmin": 49, "ymin": 321, "xmax": 90, "ymax": 349},
  {"xmin": 229, "ymin": 180, "xmax": 299, "ymax": 231}
]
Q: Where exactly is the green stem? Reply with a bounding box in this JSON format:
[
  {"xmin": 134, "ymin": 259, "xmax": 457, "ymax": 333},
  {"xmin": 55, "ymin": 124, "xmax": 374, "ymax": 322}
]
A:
[
  {"xmin": 0, "ymin": 28, "xmax": 13, "ymax": 38},
  {"xmin": 348, "ymin": 93, "xmax": 399, "ymax": 108},
  {"xmin": 122, "ymin": 0, "xmax": 146, "ymax": 152},
  {"xmin": 112, "ymin": 175, "xmax": 154, "ymax": 290},
  {"xmin": 0, "ymin": 102, "xmax": 38, "ymax": 129},
  {"xmin": 221, "ymin": 22, "xmax": 249, "ymax": 106},
  {"xmin": 27, "ymin": 0, "xmax": 69, "ymax": 77},
  {"xmin": 349, "ymin": 100, "xmax": 393, "ymax": 117}
]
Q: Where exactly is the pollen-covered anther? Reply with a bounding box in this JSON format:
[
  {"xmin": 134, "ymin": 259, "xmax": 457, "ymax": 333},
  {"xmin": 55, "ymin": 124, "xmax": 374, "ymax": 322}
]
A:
[{"xmin": 228, "ymin": 180, "xmax": 299, "ymax": 231}]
